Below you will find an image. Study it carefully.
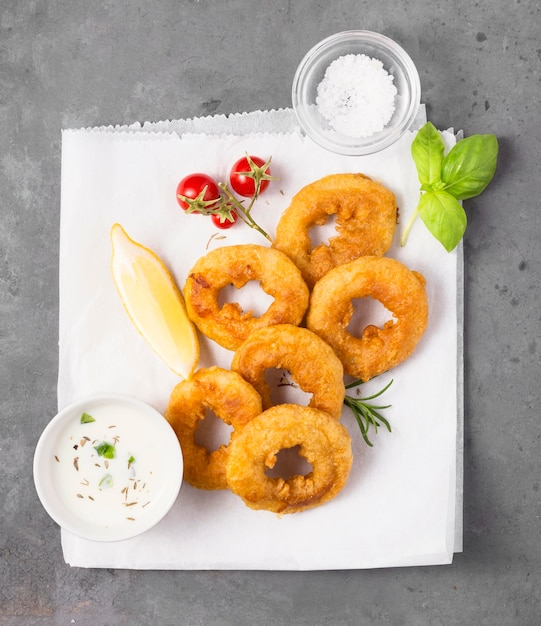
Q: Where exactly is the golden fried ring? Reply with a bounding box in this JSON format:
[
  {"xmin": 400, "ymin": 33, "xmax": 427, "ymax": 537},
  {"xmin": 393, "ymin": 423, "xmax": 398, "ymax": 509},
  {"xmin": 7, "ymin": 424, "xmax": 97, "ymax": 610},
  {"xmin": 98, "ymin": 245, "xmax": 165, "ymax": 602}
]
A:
[
  {"xmin": 226, "ymin": 404, "xmax": 353, "ymax": 514},
  {"xmin": 307, "ymin": 256, "xmax": 429, "ymax": 381},
  {"xmin": 164, "ymin": 367, "xmax": 263, "ymax": 490},
  {"xmin": 231, "ymin": 324, "xmax": 345, "ymax": 419},
  {"xmin": 184, "ymin": 244, "xmax": 310, "ymax": 350},
  {"xmin": 273, "ymin": 173, "xmax": 397, "ymax": 288}
]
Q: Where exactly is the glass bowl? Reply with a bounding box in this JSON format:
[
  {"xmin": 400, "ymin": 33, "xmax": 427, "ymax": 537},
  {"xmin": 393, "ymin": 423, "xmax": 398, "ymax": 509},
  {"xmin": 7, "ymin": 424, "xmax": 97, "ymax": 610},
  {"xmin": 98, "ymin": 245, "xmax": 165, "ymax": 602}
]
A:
[
  {"xmin": 292, "ymin": 30, "xmax": 421, "ymax": 156},
  {"xmin": 33, "ymin": 394, "xmax": 183, "ymax": 542}
]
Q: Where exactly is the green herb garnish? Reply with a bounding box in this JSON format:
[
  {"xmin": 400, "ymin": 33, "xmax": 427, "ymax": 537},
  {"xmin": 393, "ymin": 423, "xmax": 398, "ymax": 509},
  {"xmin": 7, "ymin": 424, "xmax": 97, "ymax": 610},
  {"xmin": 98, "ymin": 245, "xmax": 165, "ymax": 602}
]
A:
[
  {"xmin": 128, "ymin": 455, "xmax": 135, "ymax": 468},
  {"xmin": 80, "ymin": 412, "xmax": 95, "ymax": 424},
  {"xmin": 402, "ymin": 122, "xmax": 498, "ymax": 251},
  {"xmin": 94, "ymin": 441, "xmax": 116, "ymax": 459},
  {"xmin": 344, "ymin": 378, "xmax": 393, "ymax": 447},
  {"xmin": 98, "ymin": 473, "xmax": 113, "ymax": 488}
]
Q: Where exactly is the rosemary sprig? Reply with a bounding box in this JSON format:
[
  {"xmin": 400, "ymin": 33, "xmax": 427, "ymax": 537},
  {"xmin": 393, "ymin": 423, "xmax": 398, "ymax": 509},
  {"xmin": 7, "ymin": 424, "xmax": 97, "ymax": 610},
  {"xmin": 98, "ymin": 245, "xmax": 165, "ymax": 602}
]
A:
[{"xmin": 343, "ymin": 378, "xmax": 393, "ymax": 447}]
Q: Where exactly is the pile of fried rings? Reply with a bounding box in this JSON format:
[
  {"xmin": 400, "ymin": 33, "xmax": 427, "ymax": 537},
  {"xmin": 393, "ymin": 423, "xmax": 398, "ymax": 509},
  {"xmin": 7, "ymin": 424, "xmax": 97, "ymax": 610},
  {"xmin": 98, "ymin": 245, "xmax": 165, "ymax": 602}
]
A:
[{"xmin": 165, "ymin": 173, "xmax": 429, "ymax": 515}]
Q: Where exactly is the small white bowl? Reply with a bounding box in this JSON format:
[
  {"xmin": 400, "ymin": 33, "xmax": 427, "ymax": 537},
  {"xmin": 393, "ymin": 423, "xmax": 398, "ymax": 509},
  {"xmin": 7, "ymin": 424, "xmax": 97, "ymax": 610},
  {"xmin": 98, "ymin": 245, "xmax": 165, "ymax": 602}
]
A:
[
  {"xmin": 33, "ymin": 394, "xmax": 183, "ymax": 542},
  {"xmin": 292, "ymin": 30, "xmax": 421, "ymax": 155}
]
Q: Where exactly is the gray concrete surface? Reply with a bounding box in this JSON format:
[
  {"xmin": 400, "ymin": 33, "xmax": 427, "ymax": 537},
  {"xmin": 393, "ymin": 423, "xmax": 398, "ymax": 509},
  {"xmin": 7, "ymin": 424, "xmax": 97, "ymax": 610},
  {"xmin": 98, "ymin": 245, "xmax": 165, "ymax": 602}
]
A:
[{"xmin": 1, "ymin": 0, "xmax": 539, "ymax": 624}]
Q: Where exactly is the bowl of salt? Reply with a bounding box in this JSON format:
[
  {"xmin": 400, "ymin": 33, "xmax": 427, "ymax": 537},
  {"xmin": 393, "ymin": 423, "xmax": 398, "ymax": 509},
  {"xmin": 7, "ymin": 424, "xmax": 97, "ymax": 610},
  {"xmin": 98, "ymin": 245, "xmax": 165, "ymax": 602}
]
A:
[{"xmin": 292, "ymin": 30, "xmax": 421, "ymax": 156}]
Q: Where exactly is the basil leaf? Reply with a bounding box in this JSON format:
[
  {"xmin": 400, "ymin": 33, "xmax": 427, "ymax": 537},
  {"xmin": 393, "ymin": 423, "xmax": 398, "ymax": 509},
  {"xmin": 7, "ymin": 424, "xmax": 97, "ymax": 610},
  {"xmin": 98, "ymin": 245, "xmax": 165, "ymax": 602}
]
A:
[
  {"xmin": 441, "ymin": 134, "xmax": 498, "ymax": 200},
  {"xmin": 411, "ymin": 122, "xmax": 445, "ymax": 189},
  {"xmin": 418, "ymin": 191, "xmax": 467, "ymax": 252}
]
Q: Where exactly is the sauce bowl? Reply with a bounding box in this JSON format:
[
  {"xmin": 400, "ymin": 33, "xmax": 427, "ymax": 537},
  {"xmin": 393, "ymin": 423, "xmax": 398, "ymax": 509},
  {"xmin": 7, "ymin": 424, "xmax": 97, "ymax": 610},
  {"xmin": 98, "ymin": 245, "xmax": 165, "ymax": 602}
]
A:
[{"xmin": 33, "ymin": 394, "xmax": 183, "ymax": 542}]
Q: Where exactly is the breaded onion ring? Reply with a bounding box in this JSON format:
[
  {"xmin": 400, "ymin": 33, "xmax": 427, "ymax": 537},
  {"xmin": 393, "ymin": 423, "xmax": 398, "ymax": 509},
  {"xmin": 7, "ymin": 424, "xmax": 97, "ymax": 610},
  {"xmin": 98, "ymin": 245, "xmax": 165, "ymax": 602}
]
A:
[
  {"xmin": 225, "ymin": 404, "xmax": 353, "ymax": 514},
  {"xmin": 164, "ymin": 367, "xmax": 262, "ymax": 490},
  {"xmin": 184, "ymin": 244, "xmax": 310, "ymax": 350},
  {"xmin": 307, "ymin": 256, "xmax": 429, "ymax": 381},
  {"xmin": 231, "ymin": 324, "xmax": 345, "ymax": 419},
  {"xmin": 273, "ymin": 173, "xmax": 397, "ymax": 287}
]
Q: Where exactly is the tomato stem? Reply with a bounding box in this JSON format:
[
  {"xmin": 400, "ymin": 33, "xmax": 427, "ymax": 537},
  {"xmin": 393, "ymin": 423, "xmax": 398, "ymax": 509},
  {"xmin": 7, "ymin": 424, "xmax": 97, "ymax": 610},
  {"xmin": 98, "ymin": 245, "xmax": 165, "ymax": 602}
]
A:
[{"xmin": 218, "ymin": 183, "xmax": 271, "ymax": 242}]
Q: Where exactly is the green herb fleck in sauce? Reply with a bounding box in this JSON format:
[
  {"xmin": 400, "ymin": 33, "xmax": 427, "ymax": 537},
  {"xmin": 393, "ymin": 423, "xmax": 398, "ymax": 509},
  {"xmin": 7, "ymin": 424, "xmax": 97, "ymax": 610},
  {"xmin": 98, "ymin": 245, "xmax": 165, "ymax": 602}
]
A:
[
  {"xmin": 98, "ymin": 473, "xmax": 113, "ymax": 489},
  {"xmin": 94, "ymin": 441, "xmax": 116, "ymax": 459}
]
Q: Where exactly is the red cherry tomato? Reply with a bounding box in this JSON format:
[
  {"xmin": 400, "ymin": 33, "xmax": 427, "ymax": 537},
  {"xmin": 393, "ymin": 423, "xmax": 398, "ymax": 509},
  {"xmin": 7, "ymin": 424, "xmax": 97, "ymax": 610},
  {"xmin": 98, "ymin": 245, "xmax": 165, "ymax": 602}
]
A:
[
  {"xmin": 176, "ymin": 173, "xmax": 220, "ymax": 211},
  {"xmin": 229, "ymin": 156, "xmax": 271, "ymax": 197},
  {"xmin": 211, "ymin": 211, "xmax": 238, "ymax": 229}
]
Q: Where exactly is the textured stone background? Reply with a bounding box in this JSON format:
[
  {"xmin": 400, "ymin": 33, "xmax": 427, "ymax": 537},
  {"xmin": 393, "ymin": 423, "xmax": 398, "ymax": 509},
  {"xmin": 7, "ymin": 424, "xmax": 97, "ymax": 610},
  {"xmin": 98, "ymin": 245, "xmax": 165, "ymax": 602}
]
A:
[{"xmin": 1, "ymin": 1, "xmax": 540, "ymax": 624}]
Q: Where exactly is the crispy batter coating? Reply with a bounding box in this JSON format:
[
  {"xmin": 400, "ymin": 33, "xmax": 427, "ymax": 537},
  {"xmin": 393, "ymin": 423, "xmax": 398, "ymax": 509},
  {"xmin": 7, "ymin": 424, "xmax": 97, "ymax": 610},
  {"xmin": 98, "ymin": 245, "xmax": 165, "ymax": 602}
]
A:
[
  {"xmin": 273, "ymin": 173, "xmax": 397, "ymax": 288},
  {"xmin": 231, "ymin": 324, "xmax": 345, "ymax": 419},
  {"xmin": 225, "ymin": 404, "xmax": 353, "ymax": 514},
  {"xmin": 307, "ymin": 256, "xmax": 429, "ymax": 381},
  {"xmin": 184, "ymin": 244, "xmax": 310, "ymax": 350},
  {"xmin": 164, "ymin": 367, "xmax": 262, "ymax": 490}
]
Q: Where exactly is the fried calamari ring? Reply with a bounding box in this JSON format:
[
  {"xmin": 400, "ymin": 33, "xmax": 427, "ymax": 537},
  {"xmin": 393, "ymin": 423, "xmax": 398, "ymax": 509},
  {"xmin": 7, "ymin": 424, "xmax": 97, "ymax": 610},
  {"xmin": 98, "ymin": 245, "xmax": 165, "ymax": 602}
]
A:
[
  {"xmin": 231, "ymin": 324, "xmax": 345, "ymax": 419},
  {"xmin": 164, "ymin": 367, "xmax": 262, "ymax": 490},
  {"xmin": 225, "ymin": 404, "xmax": 353, "ymax": 514},
  {"xmin": 307, "ymin": 256, "xmax": 429, "ymax": 381},
  {"xmin": 273, "ymin": 173, "xmax": 397, "ymax": 287},
  {"xmin": 184, "ymin": 244, "xmax": 310, "ymax": 350}
]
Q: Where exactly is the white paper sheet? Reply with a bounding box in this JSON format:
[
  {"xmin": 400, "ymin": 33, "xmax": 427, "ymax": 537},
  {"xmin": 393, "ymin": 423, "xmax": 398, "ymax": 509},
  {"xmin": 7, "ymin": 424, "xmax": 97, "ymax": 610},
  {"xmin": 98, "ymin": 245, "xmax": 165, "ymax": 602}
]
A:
[{"xmin": 57, "ymin": 109, "xmax": 462, "ymax": 569}]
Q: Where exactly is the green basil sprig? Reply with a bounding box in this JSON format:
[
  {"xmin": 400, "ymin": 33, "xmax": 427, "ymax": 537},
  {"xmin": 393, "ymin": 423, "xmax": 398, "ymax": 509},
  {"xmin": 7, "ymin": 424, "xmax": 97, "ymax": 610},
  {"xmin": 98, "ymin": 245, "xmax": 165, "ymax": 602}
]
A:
[{"xmin": 401, "ymin": 122, "xmax": 498, "ymax": 251}]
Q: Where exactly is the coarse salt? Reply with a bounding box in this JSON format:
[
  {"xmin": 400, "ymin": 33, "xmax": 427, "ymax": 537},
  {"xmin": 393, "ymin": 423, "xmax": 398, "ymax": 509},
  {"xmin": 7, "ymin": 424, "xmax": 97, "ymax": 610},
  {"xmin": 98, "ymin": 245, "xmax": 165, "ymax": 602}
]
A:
[{"xmin": 316, "ymin": 53, "xmax": 397, "ymax": 138}]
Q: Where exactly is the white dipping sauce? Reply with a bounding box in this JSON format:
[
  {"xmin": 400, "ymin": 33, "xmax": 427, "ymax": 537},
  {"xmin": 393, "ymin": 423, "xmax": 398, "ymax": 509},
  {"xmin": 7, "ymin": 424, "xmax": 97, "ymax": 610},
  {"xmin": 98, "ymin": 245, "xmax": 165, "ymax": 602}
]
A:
[{"xmin": 35, "ymin": 395, "xmax": 183, "ymax": 541}]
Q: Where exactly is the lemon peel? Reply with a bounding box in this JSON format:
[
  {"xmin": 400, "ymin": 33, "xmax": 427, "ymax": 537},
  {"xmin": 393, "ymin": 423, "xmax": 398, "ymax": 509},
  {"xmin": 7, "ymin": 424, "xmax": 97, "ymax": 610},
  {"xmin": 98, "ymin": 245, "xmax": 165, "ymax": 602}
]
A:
[{"xmin": 110, "ymin": 223, "xmax": 199, "ymax": 379}]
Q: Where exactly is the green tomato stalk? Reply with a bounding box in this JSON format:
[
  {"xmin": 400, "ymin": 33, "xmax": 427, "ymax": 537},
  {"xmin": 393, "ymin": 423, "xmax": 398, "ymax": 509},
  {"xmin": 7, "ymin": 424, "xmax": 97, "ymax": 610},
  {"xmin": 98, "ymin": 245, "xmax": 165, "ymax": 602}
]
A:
[{"xmin": 217, "ymin": 181, "xmax": 272, "ymax": 242}]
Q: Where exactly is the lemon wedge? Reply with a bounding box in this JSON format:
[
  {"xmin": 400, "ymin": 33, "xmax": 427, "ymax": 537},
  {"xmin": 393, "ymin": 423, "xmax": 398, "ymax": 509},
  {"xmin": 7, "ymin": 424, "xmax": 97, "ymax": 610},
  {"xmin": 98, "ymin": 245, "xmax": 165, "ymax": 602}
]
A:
[{"xmin": 110, "ymin": 223, "xmax": 199, "ymax": 379}]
